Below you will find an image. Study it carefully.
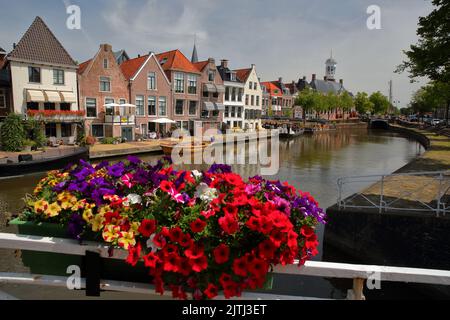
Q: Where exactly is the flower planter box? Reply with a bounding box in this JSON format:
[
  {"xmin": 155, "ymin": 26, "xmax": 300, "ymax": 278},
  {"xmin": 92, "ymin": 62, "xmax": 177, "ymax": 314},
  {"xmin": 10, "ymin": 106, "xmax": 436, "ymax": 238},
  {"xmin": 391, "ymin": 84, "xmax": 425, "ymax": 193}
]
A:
[{"xmin": 9, "ymin": 218, "xmax": 152, "ymax": 284}]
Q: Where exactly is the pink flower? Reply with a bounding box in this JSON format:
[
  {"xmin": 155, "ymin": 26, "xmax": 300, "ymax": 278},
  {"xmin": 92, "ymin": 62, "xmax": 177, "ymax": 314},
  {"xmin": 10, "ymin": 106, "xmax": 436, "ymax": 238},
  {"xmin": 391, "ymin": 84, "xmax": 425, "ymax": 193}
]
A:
[{"xmin": 121, "ymin": 174, "xmax": 134, "ymax": 188}]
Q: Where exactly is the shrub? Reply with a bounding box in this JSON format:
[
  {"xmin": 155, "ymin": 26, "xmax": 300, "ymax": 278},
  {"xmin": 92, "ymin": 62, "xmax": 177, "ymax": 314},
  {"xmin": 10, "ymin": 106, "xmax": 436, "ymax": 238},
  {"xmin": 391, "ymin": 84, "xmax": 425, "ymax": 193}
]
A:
[
  {"xmin": 24, "ymin": 119, "xmax": 46, "ymax": 149},
  {"xmin": 102, "ymin": 137, "xmax": 116, "ymax": 145},
  {"xmin": 0, "ymin": 113, "xmax": 26, "ymax": 152}
]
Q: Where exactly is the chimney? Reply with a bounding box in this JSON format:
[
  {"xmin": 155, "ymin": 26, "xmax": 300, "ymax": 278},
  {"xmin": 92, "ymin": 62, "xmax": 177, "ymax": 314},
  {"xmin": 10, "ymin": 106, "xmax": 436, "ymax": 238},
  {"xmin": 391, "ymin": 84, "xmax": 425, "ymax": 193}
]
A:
[
  {"xmin": 251, "ymin": 64, "xmax": 255, "ymax": 68},
  {"xmin": 312, "ymin": 74, "xmax": 316, "ymax": 81},
  {"xmin": 13, "ymin": 43, "xmax": 16, "ymax": 49},
  {"xmin": 138, "ymin": 54, "xmax": 141, "ymax": 58},
  {"xmin": 279, "ymin": 77, "xmax": 283, "ymax": 84},
  {"xmin": 303, "ymin": 76, "xmax": 306, "ymax": 81},
  {"xmin": 149, "ymin": 51, "xmax": 154, "ymax": 55},
  {"xmin": 339, "ymin": 79, "xmax": 343, "ymax": 85},
  {"xmin": 101, "ymin": 44, "xmax": 112, "ymax": 52},
  {"xmin": 208, "ymin": 57, "xmax": 215, "ymax": 64},
  {"xmin": 221, "ymin": 59, "xmax": 228, "ymax": 68}
]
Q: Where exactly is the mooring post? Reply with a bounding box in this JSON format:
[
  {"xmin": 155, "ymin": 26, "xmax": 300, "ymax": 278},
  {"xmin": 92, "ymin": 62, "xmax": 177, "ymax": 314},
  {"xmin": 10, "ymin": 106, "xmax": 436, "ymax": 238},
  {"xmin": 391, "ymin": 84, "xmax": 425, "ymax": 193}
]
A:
[{"xmin": 347, "ymin": 278, "xmax": 366, "ymax": 300}]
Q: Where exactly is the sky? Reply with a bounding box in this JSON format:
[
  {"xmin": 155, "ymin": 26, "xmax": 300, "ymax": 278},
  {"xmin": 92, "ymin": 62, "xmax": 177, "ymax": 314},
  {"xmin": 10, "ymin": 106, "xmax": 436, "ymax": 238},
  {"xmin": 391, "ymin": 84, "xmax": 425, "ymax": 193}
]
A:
[{"xmin": 0, "ymin": 0, "xmax": 434, "ymax": 107}]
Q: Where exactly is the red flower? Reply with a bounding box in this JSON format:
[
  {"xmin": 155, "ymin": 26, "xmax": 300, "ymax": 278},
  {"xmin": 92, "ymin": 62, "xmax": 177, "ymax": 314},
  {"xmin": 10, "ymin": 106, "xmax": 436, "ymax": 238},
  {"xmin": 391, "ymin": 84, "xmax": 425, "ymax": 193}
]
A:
[
  {"xmin": 160, "ymin": 180, "xmax": 174, "ymax": 193},
  {"xmin": 162, "ymin": 244, "xmax": 179, "ymax": 256},
  {"xmin": 154, "ymin": 276, "xmax": 165, "ymax": 295},
  {"xmin": 248, "ymin": 258, "xmax": 268, "ymax": 278},
  {"xmin": 153, "ymin": 232, "xmax": 167, "ymax": 248},
  {"xmin": 204, "ymin": 283, "xmax": 219, "ymax": 299},
  {"xmin": 138, "ymin": 219, "xmax": 156, "ymax": 238},
  {"xmin": 222, "ymin": 281, "xmax": 239, "ymax": 299},
  {"xmin": 125, "ymin": 242, "xmax": 141, "ymax": 266},
  {"xmin": 219, "ymin": 214, "xmax": 239, "ymax": 235},
  {"xmin": 301, "ymin": 226, "xmax": 315, "ymax": 239},
  {"xmin": 184, "ymin": 243, "xmax": 205, "ymax": 259},
  {"xmin": 232, "ymin": 257, "xmax": 248, "ymax": 277},
  {"xmin": 104, "ymin": 211, "xmax": 121, "ymax": 225},
  {"xmin": 190, "ymin": 218, "xmax": 207, "ymax": 233},
  {"xmin": 169, "ymin": 227, "xmax": 183, "ymax": 243},
  {"xmin": 232, "ymin": 192, "xmax": 248, "ymax": 206},
  {"xmin": 179, "ymin": 233, "xmax": 192, "ymax": 248},
  {"xmin": 143, "ymin": 252, "xmax": 160, "ymax": 268},
  {"xmin": 219, "ymin": 273, "xmax": 232, "ymax": 287},
  {"xmin": 269, "ymin": 229, "xmax": 285, "ymax": 248},
  {"xmin": 213, "ymin": 244, "xmax": 230, "ymax": 264},
  {"xmin": 224, "ymin": 173, "xmax": 244, "ymax": 186},
  {"xmin": 246, "ymin": 216, "xmax": 261, "ymax": 231},
  {"xmin": 223, "ymin": 204, "xmax": 238, "ymax": 216},
  {"xmin": 287, "ymin": 230, "xmax": 299, "ymax": 249},
  {"xmin": 177, "ymin": 258, "xmax": 192, "ymax": 276},
  {"xmin": 258, "ymin": 239, "xmax": 277, "ymax": 260},
  {"xmin": 190, "ymin": 255, "xmax": 208, "ymax": 273},
  {"xmin": 163, "ymin": 252, "xmax": 180, "ymax": 272}
]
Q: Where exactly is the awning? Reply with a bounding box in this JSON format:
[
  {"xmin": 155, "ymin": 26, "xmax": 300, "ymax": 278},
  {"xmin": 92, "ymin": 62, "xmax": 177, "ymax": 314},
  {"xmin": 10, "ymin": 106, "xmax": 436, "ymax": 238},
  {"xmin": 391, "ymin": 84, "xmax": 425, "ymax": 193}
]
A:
[
  {"xmin": 214, "ymin": 103, "xmax": 225, "ymax": 111},
  {"xmin": 26, "ymin": 90, "xmax": 46, "ymax": 103},
  {"xmin": 203, "ymin": 83, "xmax": 217, "ymax": 93},
  {"xmin": 203, "ymin": 102, "xmax": 216, "ymax": 111},
  {"xmin": 215, "ymin": 84, "xmax": 226, "ymax": 94},
  {"xmin": 45, "ymin": 91, "xmax": 62, "ymax": 103},
  {"xmin": 150, "ymin": 118, "xmax": 176, "ymax": 124},
  {"xmin": 60, "ymin": 91, "xmax": 77, "ymax": 103}
]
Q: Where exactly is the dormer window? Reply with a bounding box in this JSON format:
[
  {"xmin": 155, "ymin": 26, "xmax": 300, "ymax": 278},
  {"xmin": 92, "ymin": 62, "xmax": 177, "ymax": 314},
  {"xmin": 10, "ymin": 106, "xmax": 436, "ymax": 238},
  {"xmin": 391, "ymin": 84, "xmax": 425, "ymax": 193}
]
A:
[
  {"xmin": 208, "ymin": 70, "xmax": 215, "ymax": 82},
  {"xmin": 160, "ymin": 58, "xmax": 168, "ymax": 65},
  {"xmin": 230, "ymin": 72, "xmax": 236, "ymax": 81}
]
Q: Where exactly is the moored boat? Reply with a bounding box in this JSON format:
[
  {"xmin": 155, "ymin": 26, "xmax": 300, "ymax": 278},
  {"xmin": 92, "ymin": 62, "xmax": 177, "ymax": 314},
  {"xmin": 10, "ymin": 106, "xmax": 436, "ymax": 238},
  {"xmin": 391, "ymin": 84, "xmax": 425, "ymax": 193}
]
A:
[{"xmin": 160, "ymin": 139, "xmax": 210, "ymax": 157}]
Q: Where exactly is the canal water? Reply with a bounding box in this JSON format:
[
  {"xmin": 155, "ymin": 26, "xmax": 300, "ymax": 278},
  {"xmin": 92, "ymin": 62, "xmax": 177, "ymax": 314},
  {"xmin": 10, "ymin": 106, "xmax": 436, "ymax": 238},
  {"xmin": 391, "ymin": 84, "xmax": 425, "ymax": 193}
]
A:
[{"xmin": 0, "ymin": 127, "xmax": 427, "ymax": 299}]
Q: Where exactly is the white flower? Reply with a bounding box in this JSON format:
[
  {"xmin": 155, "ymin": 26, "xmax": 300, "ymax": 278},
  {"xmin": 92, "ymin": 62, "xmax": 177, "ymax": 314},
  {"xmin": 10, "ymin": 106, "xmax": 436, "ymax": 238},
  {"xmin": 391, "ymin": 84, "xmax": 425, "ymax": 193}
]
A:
[
  {"xmin": 192, "ymin": 170, "xmax": 202, "ymax": 179},
  {"xmin": 195, "ymin": 183, "xmax": 218, "ymax": 203},
  {"xmin": 126, "ymin": 194, "xmax": 142, "ymax": 205}
]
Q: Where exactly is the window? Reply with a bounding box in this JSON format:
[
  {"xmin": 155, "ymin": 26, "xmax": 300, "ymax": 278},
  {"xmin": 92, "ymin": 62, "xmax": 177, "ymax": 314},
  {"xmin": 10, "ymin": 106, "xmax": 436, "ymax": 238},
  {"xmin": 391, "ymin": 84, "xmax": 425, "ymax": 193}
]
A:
[
  {"xmin": 254, "ymin": 82, "xmax": 257, "ymax": 90},
  {"xmin": 0, "ymin": 89, "xmax": 5, "ymax": 108},
  {"xmin": 238, "ymin": 89, "xmax": 243, "ymax": 102},
  {"xmin": 237, "ymin": 107, "xmax": 242, "ymax": 118},
  {"xmin": 230, "ymin": 72, "xmax": 236, "ymax": 81},
  {"xmin": 148, "ymin": 72, "xmax": 156, "ymax": 90},
  {"xmin": 61, "ymin": 123, "xmax": 72, "ymax": 138},
  {"xmin": 60, "ymin": 103, "xmax": 71, "ymax": 111},
  {"xmin": 231, "ymin": 107, "xmax": 236, "ymax": 118},
  {"xmin": 148, "ymin": 96, "xmax": 156, "ymax": 116},
  {"xmin": 100, "ymin": 77, "xmax": 111, "ymax": 92},
  {"xmin": 175, "ymin": 100, "xmax": 184, "ymax": 115},
  {"xmin": 53, "ymin": 69, "xmax": 65, "ymax": 85},
  {"xmin": 256, "ymin": 96, "xmax": 260, "ymax": 107},
  {"xmin": 44, "ymin": 102, "xmax": 55, "ymax": 110},
  {"xmin": 45, "ymin": 124, "xmax": 57, "ymax": 138},
  {"xmin": 174, "ymin": 72, "xmax": 184, "ymax": 93},
  {"xmin": 105, "ymin": 98, "xmax": 115, "ymax": 115},
  {"xmin": 249, "ymin": 82, "xmax": 252, "ymax": 90},
  {"xmin": 135, "ymin": 96, "xmax": 145, "ymax": 116},
  {"xmin": 208, "ymin": 70, "xmax": 215, "ymax": 82},
  {"xmin": 225, "ymin": 87, "xmax": 230, "ymax": 101},
  {"xmin": 231, "ymin": 88, "xmax": 236, "ymax": 101},
  {"xmin": 118, "ymin": 99, "xmax": 126, "ymax": 105},
  {"xmin": 92, "ymin": 124, "xmax": 104, "ymax": 138},
  {"xmin": 187, "ymin": 74, "xmax": 197, "ymax": 94},
  {"xmin": 104, "ymin": 59, "xmax": 109, "ymax": 69},
  {"xmin": 251, "ymin": 95, "xmax": 254, "ymax": 106},
  {"xmin": 189, "ymin": 101, "xmax": 197, "ymax": 116},
  {"xmin": 27, "ymin": 102, "xmax": 39, "ymax": 110},
  {"xmin": 159, "ymin": 97, "xmax": 167, "ymax": 116},
  {"xmin": 148, "ymin": 122, "xmax": 156, "ymax": 133},
  {"xmin": 212, "ymin": 110, "xmax": 219, "ymax": 117},
  {"xmin": 225, "ymin": 106, "xmax": 229, "ymax": 117},
  {"xmin": 28, "ymin": 67, "xmax": 41, "ymax": 83},
  {"xmin": 203, "ymin": 90, "xmax": 209, "ymax": 98},
  {"xmin": 245, "ymin": 95, "xmax": 249, "ymax": 105},
  {"xmin": 86, "ymin": 98, "xmax": 97, "ymax": 118}
]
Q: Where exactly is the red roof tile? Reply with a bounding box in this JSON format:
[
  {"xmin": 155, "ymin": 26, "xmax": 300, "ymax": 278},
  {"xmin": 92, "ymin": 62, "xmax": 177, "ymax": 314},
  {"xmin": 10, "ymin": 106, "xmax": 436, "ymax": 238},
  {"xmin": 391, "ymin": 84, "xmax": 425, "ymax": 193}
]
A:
[
  {"xmin": 77, "ymin": 59, "xmax": 92, "ymax": 75},
  {"xmin": 234, "ymin": 68, "xmax": 252, "ymax": 82},
  {"xmin": 120, "ymin": 54, "xmax": 149, "ymax": 79},
  {"xmin": 156, "ymin": 50, "xmax": 200, "ymax": 74},
  {"xmin": 193, "ymin": 60, "xmax": 209, "ymax": 72},
  {"xmin": 261, "ymin": 82, "xmax": 283, "ymax": 97}
]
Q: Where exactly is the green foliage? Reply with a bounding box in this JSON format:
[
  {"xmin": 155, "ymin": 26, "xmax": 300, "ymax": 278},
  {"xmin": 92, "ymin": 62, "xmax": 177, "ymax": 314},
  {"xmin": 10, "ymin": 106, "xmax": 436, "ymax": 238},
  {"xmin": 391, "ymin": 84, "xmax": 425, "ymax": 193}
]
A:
[
  {"xmin": 369, "ymin": 92, "xmax": 390, "ymax": 115},
  {"xmin": 354, "ymin": 92, "xmax": 374, "ymax": 115},
  {"xmin": 396, "ymin": 0, "xmax": 450, "ymax": 83},
  {"xmin": 339, "ymin": 91, "xmax": 354, "ymax": 112},
  {"xmin": 102, "ymin": 137, "xmax": 121, "ymax": 145},
  {"xmin": 0, "ymin": 113, "xmax": 26, "ymax": 152},
  {"xmin": 24, "ymin": 119, "xmax": 46, "ymax": 148}
]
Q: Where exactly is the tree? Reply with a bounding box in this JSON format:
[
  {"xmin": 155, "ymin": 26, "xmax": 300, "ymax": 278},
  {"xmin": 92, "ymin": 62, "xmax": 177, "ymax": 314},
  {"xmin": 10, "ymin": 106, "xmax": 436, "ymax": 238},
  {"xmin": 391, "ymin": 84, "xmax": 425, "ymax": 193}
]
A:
[
  {"xmin": 397, "ymin": 0, "xmax": 450, "ymax": 121},
  {"xmin": 354, "ymin": 92, "xmax": 374, "ymax": 115},
  {"xmin": 324, "ymin": 92, "xmax": 339, "ymax": 120},
  {"xmin": 296, "ymin": 88, "xmax": 319, "ymax": 124},
  {"xmin": 339, "ymin": 91, "xmax": 354, "ymax": 118},
  {"xmin": 369, "ymin": 92, "xmax": 390, "ymax": 115},
  {"xmin": 0, "ymin": 113, "xmax": 26, "ymax": 152}
]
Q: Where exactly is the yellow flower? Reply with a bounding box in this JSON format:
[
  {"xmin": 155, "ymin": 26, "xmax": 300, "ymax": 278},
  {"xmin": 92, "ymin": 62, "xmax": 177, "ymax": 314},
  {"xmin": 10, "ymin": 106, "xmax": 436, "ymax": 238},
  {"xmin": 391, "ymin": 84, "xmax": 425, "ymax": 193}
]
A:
[
  {"xmin": 102, "ymin": 225, "xmax": 121, "ymax": 243},
  {"xmin": 91, "ymin": 213, "xmax": 105, "ymax": 232},
  {"xmin": 85, "ymin": 202, "xmax": 96, "ymax": 210},
  {"xmin": 98, "ymin": 205, "xmax": 112, "ymax": 215},
  {"xmin": 118, "ymin": 231, "xmax": 136, "ymax": 250},
  {"xmin": 130, "ymin": 221, "xmax": 141, "ymax": 235},
  {"xmin": 82, "ymin": 208, "xmax": 94, "ymax": 223},
  {"xmin": 71, "ymin": 199, "xmax": 86, "ymax": 212},
  {"xmin": 33, "ymin": 200, "xmax": 49, "ymax": 214},
  {"xmin": 45, "ymin": 202, "xmax": 61, "ymax": 218}
]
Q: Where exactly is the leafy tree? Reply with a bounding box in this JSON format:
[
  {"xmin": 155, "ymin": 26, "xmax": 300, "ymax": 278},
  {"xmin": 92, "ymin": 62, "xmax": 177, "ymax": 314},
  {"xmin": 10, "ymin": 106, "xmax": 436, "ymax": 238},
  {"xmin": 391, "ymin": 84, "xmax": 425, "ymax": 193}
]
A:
[
  {"xmin": 296, "ymin": 88, "xmax": 319, "ymax": 124},
  {"xmin": 24, "ymin": 119, "xmax": 46, "ymax": 149},
  {"xmin": 324, "ymin": 92, "xmax": 339, "ymax": 120},
  {"xmin": 354, "ymin": 92, "xmax": 374, "ymax": 115},
  {"xmin": 0, "ymin": 113, "xmax": 26, "ymax": 151},
  {"xmin": 369, "ymin": 92, "xmax": 390, "ymax": 115},
  {"xmin": 397, "ymin": 0, "xmax": 450, "ymax": 120},
  {"xmin": 339, "ymin": 91, "xmax": 354, "ymax": 118}
]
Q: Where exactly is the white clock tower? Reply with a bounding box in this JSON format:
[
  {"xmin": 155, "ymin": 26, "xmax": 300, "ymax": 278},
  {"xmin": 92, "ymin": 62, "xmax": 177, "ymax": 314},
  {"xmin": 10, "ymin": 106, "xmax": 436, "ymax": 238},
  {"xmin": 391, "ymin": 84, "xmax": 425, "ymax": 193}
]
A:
[{"xmin": 325, "ymin": 51, "xmax": 337, "ymax": 81}]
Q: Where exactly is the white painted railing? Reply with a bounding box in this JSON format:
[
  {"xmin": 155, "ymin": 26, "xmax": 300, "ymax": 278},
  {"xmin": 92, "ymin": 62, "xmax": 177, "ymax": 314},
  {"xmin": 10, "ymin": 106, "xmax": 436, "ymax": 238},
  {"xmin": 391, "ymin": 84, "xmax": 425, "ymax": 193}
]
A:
[{"xmin": 1, "ymin": 232, "xmax": 450, "ymax": 300}]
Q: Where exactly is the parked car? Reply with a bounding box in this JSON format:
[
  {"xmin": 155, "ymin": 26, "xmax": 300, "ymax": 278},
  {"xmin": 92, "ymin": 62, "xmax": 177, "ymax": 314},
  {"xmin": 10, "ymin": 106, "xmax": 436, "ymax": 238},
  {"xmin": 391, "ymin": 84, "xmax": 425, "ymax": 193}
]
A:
[{"xmin": 432, "ymin": 119, "xmax": 444, "ymax": 126}]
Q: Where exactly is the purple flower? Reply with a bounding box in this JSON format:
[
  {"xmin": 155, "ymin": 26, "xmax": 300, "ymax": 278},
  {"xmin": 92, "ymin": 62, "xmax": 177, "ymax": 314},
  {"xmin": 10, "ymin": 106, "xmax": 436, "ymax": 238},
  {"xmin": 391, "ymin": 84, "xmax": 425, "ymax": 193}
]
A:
[
  {"xmin": 245, "ymin": 183, "xmax": 261, "ymax": 196},
  {"xmin": 272, "ymin": 196, "xmax": 291, "ymax": 217},
  {"xmin": 67, "ymin": 213, "xmax": 85, "ymax": 241},
  {"xmin": 208, "ymin": 164, "xmax": 232, "ymax": 174},
  {"xmin": 107, "ymin": 162, "xmax": 125, "ymax": 178},
  {"xmin": 127, "ymin": 155, "xmax": 142, "ymax": 165}
]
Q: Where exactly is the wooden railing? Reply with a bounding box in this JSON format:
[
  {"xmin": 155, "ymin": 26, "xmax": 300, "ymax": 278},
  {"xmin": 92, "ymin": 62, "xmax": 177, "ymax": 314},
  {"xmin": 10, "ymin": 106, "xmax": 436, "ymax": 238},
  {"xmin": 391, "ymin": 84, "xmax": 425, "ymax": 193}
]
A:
[{"xmin": 1, "ymin": 232, "xmax": 450, "ymax": 300}]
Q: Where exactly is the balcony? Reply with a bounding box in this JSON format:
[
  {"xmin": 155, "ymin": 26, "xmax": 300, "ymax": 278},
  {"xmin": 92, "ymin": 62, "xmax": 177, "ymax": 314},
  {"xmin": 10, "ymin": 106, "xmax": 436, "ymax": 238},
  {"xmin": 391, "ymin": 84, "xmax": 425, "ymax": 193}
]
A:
[
  {"xmin": 27, "ymin": 110, "xmax": 85, "ymax": 123},
  {"xmin": 105, "ymin": 115, "xmax": 136, "ymax": 125}
]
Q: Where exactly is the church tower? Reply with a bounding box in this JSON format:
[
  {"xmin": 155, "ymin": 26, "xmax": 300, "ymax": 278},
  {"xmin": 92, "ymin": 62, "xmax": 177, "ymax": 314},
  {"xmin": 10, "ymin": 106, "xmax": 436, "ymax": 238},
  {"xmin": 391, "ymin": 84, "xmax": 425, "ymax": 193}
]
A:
[
  {"xmin": 191, "ymin": 35, "xmax": 198, "ymax": 63},
  {"xmin": 325, "ymin": 50, "xmax": 337, "ymax": 81}
]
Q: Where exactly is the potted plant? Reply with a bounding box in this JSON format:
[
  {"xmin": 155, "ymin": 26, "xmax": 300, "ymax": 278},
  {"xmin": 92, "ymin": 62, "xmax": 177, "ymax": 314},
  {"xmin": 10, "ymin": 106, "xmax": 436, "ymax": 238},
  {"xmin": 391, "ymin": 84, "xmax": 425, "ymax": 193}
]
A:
[
  {"xmin": 11, "ymin": 157, "xmax": 326, "ymax": 300},
  {"xmin": 23, "ymin": 139, "xmax": 36, "ymax": 152}
]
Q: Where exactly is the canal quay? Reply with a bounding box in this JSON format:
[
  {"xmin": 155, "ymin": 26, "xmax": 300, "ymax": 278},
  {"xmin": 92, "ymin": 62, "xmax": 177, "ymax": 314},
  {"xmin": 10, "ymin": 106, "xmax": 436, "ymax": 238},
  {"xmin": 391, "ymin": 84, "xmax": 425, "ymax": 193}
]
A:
[{"xmin": 5, "ymin": 124, "xmax": 447, "ymax": 300}]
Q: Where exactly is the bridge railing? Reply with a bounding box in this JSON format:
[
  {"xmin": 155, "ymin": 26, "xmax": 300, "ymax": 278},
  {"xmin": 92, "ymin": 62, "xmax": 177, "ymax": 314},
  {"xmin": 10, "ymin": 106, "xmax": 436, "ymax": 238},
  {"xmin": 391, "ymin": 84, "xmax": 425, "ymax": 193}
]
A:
[
  {"xmin": 337, "ymin": 171, "xmax": 450, "ymax": 216},
  {"xmin": 1, "ymin": 232, "xmax": 450, "ymax": 300}
]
